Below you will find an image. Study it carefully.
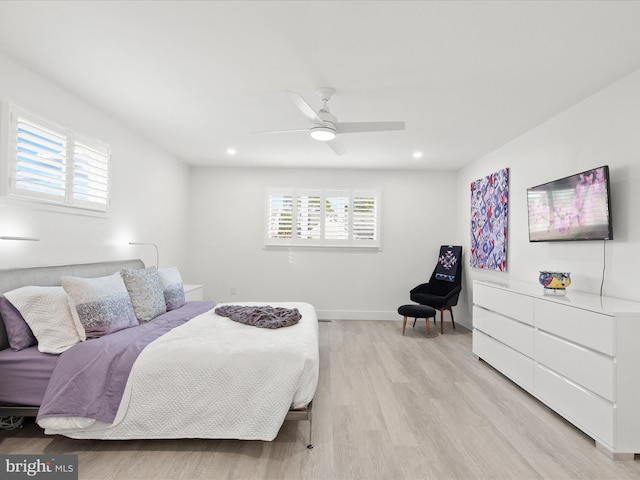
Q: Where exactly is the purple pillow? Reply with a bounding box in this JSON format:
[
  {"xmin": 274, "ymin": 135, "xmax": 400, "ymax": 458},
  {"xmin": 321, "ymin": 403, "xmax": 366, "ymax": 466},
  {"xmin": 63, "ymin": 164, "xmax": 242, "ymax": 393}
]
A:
[{"xmin": 0, "ymin": 295, "xmax": 37, "ymax": 351}]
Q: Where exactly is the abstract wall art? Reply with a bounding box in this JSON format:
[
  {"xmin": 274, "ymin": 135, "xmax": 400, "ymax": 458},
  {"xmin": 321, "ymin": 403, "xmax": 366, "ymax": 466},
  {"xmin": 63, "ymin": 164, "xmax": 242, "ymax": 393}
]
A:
[{"xmin": 470, "ymin": 168, "xmax": 509, "ymax": 271}]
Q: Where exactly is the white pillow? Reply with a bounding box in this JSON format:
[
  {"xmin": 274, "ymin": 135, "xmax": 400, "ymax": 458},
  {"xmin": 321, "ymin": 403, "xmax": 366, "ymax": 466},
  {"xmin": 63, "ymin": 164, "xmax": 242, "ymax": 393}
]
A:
[
  {"xmin": 157, "ymin": 266, "xmax": 186, "ymax": 311},
  {"xmin": 61, "ymin": 272, "xmax": 138, "ymax": 339},
  {"xmin": 4, "ymin": 286, "xmax": 85, "ymax": 354}
]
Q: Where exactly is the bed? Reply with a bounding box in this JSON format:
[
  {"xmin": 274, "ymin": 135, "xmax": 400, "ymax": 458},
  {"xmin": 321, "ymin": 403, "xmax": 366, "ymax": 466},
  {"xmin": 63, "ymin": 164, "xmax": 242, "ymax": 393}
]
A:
[{"xmin": 0, "ymin": 259, "xmax": 319, "ymax": 447}]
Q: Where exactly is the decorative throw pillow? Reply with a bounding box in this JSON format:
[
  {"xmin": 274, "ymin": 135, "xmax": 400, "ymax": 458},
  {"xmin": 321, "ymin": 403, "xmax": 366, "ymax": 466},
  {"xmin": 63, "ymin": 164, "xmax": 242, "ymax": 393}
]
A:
[
  {"xmin": 120, "ymin": 267, "xmax": 166, "ymax": 322},
  {"xmin": 0, "ymin": 295, "xmax": 38, "ymax": 351},
  {"xmin": 157, "ymin": 266, "xmax": 186, "ymax": 311},
  {"xmin": 61, "ymin": 272, "xmax": 138, "ymax": 339},
  {"xmin": 3, "ymin": 286, "xmax": 84, "ymax": 354}
]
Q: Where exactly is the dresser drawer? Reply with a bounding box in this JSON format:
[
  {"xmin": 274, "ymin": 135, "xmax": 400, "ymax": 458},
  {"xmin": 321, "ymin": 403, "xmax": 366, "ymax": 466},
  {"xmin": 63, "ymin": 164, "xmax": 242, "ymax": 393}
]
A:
[
  {"xmin": 535, "ymin": 299, "xmax": 614, "ymax": 355},
  {"xmin": 473, "ymin": 306, "xmax": 534, "ymax": 357},
  {"xmin": 535, "ymin": 331, "xmax": 614, "ymax": 401},
  {"xmin": 474, "ymin": 283, "xmax": 534, "ymax": 325},
  {"xmin": 473, "ymin": 330, "xmax": 534, "ymax": 392},
  {"xmin": 535, "ymin": 364, "xmax": 614, "ymax": 446}
]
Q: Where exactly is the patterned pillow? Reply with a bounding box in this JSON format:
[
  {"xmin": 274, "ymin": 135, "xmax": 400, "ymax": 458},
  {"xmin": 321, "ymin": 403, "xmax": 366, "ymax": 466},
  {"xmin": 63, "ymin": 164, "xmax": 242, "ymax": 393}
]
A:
[
  {"xmin": 3, "ymin": 286, "xmax": 84, "ymax": 354},
  {"xmin": 157, "ymin": 266, "xmax": 186, "ymax": 311},
  {"xmin": 120, "ymin": 267, "xmax": 167, "ymax": 322},
  {"xmin": 0, "ymin": 295, "xmax": 38, "ymax": 351},
  {"xmin": 61, "ymin": 272, "xmax": 138, "ymax": 339}
]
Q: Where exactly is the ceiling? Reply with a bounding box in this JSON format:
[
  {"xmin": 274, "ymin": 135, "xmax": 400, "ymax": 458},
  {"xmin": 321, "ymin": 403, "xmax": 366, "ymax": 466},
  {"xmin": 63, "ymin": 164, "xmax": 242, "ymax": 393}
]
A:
[{"xmin": 1, "ymin": 1, "xmax": 640, "ymax": 171}]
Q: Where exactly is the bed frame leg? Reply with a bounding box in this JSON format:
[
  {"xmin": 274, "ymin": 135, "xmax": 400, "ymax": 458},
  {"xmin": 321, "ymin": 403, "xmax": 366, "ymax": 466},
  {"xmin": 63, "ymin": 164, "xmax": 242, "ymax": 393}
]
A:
[
  {"xmin": 306, "ymin": 402, "xmax": 313, "ymax": 449},
  {"xmin": 285, "ymin": 401, "xmax": 314, "ymax": 449}
]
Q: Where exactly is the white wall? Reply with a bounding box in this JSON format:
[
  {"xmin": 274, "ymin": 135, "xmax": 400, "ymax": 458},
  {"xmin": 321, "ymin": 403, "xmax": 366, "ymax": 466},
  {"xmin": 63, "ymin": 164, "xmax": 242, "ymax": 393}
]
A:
[
  {"xmin": 0, "ymin": 51, "xmax": 190, "ymax": 270},
  {"xmin": 6, "ymin": 45, "xmax": 637, "ymax": 331},
  {"xmin": 187, "ymin": 167, "xmax": 458, "ymax": 320},
  {"xmin": 457, "ymin": 68, "xmax": 640, "ymax": 322}
]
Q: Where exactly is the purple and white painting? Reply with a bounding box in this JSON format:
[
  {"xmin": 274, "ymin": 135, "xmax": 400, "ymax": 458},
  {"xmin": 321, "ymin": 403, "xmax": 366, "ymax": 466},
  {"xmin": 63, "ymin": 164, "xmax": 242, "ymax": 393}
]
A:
[{"xmin": 470, "ymin": 168, "xmax": 509, "ymax": 271}]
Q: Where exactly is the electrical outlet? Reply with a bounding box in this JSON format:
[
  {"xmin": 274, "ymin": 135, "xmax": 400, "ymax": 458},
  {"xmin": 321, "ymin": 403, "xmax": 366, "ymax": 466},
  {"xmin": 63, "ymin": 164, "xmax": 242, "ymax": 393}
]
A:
[{"xmin": 230, "ymin": 287, "xmax": 237, "ymax": 295}]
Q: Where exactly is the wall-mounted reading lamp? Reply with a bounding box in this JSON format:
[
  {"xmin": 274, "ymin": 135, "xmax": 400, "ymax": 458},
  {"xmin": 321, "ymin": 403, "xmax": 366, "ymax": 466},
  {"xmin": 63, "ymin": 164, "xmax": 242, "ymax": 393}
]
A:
[
  {"xmin": 0, "ymin": 236, "xmax": 40, "ymax": 241},
  {"xmin": 129, "ymin": 242, "xmax": 159, "ymax": 268}
]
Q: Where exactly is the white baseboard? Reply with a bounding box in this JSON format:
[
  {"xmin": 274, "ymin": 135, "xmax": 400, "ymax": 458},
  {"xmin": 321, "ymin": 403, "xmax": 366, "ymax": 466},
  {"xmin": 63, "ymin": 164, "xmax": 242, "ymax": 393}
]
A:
[
  {"xmin": 316, "ymin": 310, "xmax": 398, "ymax": 321},
  {"xmin": 316, "ymin": 309, "xmax": 472, "ymax": 330}
]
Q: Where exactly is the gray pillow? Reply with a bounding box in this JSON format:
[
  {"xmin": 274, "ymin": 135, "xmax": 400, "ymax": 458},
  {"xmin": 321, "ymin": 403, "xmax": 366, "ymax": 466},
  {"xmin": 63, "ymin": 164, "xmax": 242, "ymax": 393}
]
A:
[
  {"xmin": 157, "ymin": 266, "xmax": 186, "ymax": 311},
  {"xmin": 62, "ymin": 272, "xmax": 138, "ymax": 338},
  {"xmin": 120, "ymin": 267, "xmax": 167, "ymax": 322}
]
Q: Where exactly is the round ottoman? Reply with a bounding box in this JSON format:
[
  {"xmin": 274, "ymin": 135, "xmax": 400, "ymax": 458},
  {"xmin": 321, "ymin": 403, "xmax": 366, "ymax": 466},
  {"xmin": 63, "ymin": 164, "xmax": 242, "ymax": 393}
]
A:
[{"xmin": 398, "ymin": 304, "xmax": 437, "ymax": 337}]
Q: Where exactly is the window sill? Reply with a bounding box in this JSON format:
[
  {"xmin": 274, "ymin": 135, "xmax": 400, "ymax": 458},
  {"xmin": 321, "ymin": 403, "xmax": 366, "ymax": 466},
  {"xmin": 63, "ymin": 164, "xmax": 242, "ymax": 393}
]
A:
[
  {"xmin": 0, "ymin": 195, "xmax": 108, "ymax": 218},
  {"xmin": 264, "ymin": 244, "xmax": 381, "ymax": 252}
]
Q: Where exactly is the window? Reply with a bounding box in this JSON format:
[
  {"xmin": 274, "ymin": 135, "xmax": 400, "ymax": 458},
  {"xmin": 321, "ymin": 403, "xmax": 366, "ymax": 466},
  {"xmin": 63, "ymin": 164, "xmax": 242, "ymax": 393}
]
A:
[
  {"xmin": 4, "ymin": 105, "xmax": 110, "ymax": 212},
  {"xmin": 266, "ymin": 189, "xmax": 380, "ymax": 248}
]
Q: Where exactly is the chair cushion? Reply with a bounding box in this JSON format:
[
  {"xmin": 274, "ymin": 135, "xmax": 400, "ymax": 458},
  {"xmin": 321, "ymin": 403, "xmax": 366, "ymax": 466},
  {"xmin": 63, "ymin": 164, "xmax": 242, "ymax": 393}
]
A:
[
  {"xmin": 410, "ymin": 293, "xmax": 448, "ymax": 308},
  {"xmin": 397, "ymin": 304, "xmax": 436, "ymax": 318}
]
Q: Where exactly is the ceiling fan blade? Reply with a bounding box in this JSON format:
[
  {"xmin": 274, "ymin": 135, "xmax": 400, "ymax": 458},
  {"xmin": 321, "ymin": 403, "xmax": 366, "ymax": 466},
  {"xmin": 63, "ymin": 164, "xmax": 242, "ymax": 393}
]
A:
[
  {"xmin": 252, "ymin": 128, "xmax": 308, "ymax": 135},
  {"xmin": 326, "ymin": 137, "xmax": 346, "ymax": 155},
  {"xmin": 288, "ymin": 91, "xmax": 325, "ymax": 125},
  {"xmin": 336, "ymin": 121, "xmax": 405, "ymax": 134}
]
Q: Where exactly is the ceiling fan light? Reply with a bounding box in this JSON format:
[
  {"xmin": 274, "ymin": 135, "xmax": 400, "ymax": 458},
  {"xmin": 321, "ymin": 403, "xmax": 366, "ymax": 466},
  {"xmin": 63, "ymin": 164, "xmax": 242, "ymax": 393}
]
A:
[{"xmin": 310, "ymin": 126, "xmax": 336, "ymax": 141}]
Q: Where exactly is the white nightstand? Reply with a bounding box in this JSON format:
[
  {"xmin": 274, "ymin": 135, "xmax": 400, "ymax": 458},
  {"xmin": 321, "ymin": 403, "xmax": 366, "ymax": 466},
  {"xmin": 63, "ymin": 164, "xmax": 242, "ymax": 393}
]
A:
[{"xmin": 183, "ymin": 284, "xmax": 203, "ymax": 301}]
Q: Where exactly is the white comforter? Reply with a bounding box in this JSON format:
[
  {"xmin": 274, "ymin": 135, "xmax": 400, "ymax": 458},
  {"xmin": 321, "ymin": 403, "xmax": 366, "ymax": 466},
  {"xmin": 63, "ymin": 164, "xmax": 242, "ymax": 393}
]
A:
[{"xmin": 39, "ymin": 302, "xmax": 319, "ymax": 441}]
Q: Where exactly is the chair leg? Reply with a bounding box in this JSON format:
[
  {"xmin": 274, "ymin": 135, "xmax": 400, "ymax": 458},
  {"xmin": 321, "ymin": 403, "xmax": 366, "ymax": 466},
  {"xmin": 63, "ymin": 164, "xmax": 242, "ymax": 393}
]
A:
[
  {"xmin": 402, "ymin": 316, "xmax": 407, "ymax": 335},
  {"xmin": 425, "ymin": 317, "xmax": 431, "ymax": 337},
  {"xmin": 437, "ymin": 307, "xmax": 457, "ymax": 334}
]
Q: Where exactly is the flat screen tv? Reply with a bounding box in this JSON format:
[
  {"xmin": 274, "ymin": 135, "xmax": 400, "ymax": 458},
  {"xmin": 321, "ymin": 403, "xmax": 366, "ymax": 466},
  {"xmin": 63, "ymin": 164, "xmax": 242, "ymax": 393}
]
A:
[{"xmin": 527, "ymin": 165, "xmax": 613, "ymax": 242}]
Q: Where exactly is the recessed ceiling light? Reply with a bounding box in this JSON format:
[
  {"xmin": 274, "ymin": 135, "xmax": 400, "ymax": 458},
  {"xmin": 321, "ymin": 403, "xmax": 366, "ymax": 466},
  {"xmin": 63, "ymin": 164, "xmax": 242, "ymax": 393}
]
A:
[
  {"xmin": 226, "ymin": 148, "xmax": 236, "ymax": 155},
  {"xmin": 413, "ymin": 151, "xmax": 423, "ymax": 159}
]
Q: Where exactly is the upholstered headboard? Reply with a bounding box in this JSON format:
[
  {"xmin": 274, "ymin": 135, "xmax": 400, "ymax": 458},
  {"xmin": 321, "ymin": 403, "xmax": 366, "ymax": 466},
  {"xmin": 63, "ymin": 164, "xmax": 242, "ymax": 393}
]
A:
[{"xmin": 0, "ymin": 258, "xmax": 145, "ymax": 351}]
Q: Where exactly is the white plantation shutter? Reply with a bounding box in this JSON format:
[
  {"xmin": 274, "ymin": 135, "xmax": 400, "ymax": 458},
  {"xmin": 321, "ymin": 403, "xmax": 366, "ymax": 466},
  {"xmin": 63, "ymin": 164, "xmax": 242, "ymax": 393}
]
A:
[
  {"xmin": 8, "ymin": 106, "xmax": 110, "ymax": 212},
  {"xmin": 353, "ymin": 193, "xmax": 378, "ymax": 242},
  {"xmin": 73, "ymin": 138, "xmax": 110, "ymax": 208},
  {"xmin": 266, "ymin": 188, "xmax": 380, "ymax": 248},
  {"xmin": 267, "ymin": 191, "xmax": 294, "ymax": 243},
  {"xmin": 13, "ymin": 116, "xmax": 67, "ymax": 201},
  {"xmin": 325, "ymin": 193, "xmax": 349, "ymax": 242},
  {"xmin": 296, "ymin": 194, "xmax": 322, "ymax": 240}
]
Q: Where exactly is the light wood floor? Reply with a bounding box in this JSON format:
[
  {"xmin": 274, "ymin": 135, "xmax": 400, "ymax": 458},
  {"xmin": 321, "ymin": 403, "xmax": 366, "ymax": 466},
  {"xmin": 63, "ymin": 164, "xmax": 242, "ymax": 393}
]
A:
[{"xmin": 2, "ymin": 319, "xmax": 639, "ymax": 480}]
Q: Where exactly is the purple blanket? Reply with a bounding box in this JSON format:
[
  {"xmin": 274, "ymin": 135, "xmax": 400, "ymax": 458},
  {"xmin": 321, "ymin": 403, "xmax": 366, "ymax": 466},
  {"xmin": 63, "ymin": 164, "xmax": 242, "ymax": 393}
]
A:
[
  {"xmin": 215, "ymin": 305, "xmax": 301, "ymax": 328},
  {"xmin": 37, "ymin": 301, "xmax": 215, "ymax": 424}
]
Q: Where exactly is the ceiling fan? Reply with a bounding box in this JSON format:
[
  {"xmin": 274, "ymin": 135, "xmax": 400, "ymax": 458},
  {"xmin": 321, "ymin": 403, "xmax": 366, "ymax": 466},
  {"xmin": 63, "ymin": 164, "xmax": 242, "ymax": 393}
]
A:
[{"xmin": 255, "ymin": 88, "xmax": 405, "ymax": 155}]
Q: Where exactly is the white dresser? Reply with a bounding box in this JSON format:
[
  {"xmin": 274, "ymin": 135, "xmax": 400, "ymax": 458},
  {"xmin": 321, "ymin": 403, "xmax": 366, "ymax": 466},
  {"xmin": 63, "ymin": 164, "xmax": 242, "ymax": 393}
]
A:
[{"xmin": 472, "ymin": 280, "xmax": 640, "ymax": 459}]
